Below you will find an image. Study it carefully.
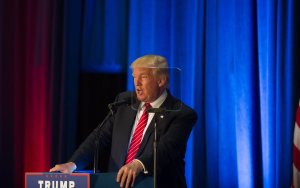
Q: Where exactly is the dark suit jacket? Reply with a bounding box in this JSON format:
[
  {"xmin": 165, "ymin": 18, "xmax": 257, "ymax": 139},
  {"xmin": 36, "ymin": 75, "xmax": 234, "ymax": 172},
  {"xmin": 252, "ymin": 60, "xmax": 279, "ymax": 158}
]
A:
[{"xmin": 70, "ymin": 91, "xmax": 197, "ymax": 188}]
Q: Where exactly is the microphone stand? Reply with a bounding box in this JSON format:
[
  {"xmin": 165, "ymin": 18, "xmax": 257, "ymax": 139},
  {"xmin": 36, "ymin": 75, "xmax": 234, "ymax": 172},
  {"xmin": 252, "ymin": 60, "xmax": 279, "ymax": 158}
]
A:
[
  {"xmin": 148, "ymin": 107, "xmax": 165, "ymax": 188},
  {"xmin": 153, "ymin": 117, "xmax": 158, "ymax": 188},
  {"xmin": 93, "ymin": 108, "xmax": 114, "ymax": 174}
]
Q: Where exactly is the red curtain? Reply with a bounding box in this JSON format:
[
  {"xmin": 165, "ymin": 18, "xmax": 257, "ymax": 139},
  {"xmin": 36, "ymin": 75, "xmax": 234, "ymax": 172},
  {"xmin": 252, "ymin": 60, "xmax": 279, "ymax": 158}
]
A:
[{"xmin": 0, "ymin": 0, "xmax": 62, "ymax": 187}]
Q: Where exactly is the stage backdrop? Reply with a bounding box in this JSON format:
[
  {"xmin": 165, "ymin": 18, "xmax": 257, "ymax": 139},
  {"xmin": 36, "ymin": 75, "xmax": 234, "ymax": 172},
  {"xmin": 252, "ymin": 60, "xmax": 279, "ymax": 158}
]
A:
[{"xmin": 1, "ymin": 0, "xmax": 300, "ymax": 188}]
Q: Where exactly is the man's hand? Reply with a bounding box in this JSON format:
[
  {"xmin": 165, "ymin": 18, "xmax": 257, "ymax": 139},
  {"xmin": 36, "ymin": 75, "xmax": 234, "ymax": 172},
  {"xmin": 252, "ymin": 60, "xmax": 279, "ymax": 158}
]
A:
[
  {"xmin": 116, "ymin": 160, "xmax": 143, "ymax": 188},
  {"xmin": 49, "ymin": 162, "xmax": 76, "ymax": 173}
]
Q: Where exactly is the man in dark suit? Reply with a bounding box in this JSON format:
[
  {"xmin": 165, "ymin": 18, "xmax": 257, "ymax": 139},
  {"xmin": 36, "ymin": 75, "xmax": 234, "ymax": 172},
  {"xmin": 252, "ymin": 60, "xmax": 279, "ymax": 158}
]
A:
[{"xmin": 50, "ymin": 55, "xmax": 197, "ymax": 188}]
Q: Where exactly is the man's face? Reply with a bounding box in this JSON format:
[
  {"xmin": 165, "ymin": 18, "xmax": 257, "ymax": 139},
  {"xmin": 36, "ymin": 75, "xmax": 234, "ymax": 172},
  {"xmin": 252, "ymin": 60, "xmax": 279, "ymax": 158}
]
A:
[{"xmin": 132, "ymin": 67, "xmax": 162, "ymax": 102}]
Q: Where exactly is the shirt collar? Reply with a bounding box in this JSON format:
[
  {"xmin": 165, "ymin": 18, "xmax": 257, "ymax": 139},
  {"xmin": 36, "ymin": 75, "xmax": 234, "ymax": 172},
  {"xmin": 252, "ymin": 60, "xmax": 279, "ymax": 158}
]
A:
[{"xmin": 140, "ymin": 90, "xmax": 168, "ymax": 109}]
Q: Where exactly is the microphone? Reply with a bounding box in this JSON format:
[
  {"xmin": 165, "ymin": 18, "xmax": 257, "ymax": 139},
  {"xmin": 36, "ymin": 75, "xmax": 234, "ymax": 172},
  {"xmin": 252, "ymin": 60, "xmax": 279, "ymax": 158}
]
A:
[
  {"xmin": 108, "ymin": 98, "xmax": 131, "ymax": 113},
  {"xmin": 108, "ymin": 99, "xmax": 129, "ymax": 109},
  {"xmin": 94, "ymin": 97, "xmax": 130, "ymax": 173}
]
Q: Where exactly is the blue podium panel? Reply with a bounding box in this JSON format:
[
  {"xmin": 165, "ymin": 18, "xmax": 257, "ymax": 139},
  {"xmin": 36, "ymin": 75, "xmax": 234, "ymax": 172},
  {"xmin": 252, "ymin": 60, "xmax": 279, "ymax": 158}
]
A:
[
  {"xmin": 25, "ymin": 172, "xmax": 153, "ymax": 188},
  {"xmin": 90, "ymin": 173, "xmax": 153, "ymax": 188},
  {"xmin": 25, "ymin": 173, "xmax": 89, "ymax": 188}
]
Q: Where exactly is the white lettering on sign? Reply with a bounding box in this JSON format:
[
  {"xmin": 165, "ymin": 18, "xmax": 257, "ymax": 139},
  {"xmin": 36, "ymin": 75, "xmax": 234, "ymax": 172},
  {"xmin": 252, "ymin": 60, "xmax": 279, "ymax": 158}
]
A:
[
  {"xmin": 38, "ymin": 180, "xmax": 43, "ymax": 188},
  {"xmin": 69, "ymin": 181, "xmax": 75, "ymax": 188},
  {"xmin": 60, "ymin": 181, "xmax": 67, "ymax": 188},
  {"xmin": 52, "ymin": 181, "xmax": 58, "ymax": 188},
  {"xmin": 45, "ymin": 181, "xmax": 50, "ymax": 188},
  {"xmin": 37, "ymin": 181, "xmax": 75, "ymax": 188}
]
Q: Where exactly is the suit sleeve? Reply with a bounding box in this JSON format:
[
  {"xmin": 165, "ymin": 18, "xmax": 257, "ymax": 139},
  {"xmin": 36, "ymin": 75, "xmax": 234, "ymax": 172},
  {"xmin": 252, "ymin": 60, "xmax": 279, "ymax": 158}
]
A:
[
  {"xmin": 68, "ymin": 115, "xmax": 114, "ymax": 170},
  {"xmin": 68, "ymin": 92, "xmax": 130, "ymax": 169}
]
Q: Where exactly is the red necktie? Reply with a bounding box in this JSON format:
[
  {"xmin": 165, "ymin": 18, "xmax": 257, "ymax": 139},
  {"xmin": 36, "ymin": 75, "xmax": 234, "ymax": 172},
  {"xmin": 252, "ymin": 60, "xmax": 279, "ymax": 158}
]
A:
[{"xmin": 125, "ymin": 103, "xmax": 151, "ymax": 164}]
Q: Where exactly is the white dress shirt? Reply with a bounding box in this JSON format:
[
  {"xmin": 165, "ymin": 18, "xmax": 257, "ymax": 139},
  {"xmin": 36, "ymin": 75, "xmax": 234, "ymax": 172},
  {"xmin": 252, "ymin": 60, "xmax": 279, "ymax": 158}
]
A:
[
  {"xmin": 128, "ymin": 90, "xmax": 168, "ymax": 173},
  {"xmin": 128, "ymin": 90, "xmax": 168, "ymax": 144}
]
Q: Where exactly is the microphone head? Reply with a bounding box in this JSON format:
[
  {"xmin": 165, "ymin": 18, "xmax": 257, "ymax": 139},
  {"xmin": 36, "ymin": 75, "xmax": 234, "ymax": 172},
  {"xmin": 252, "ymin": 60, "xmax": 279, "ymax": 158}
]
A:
[
  {"xmin": 108, "ymin": 100, "xmax": 127, "ymax": 107},
  {"xmin": 108, "ymin": 98, "xmax": 130, "ymax": 111}
]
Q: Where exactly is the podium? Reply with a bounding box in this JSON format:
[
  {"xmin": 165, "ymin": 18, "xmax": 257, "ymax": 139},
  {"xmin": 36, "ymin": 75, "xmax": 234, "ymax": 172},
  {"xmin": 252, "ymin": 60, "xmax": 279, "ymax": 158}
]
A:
[{"xmin": 25, "ymin": 172, "xmax": 153, "ymax": 188}]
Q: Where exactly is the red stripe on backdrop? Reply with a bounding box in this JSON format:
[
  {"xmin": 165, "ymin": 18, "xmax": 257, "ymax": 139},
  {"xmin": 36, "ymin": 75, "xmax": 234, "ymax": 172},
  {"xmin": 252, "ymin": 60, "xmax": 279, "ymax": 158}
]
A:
[
  {"xmin": 7, "ymin": 0, "xmax": 53, "ymax": 187},
  {"xmin": 23, "ymin": 0, "xmax": 52, "ymax": 172},
  {"xmin": 296, "ymin": 104, "xmax": 300, "ymax": 127},
  {"xmin": 293, "ymin": 144, "xmax": 300, "ymax": 171},
  {"xmin": 12, "ymin": 1, "xmax": 26, "ymax": 187},
  {"xmin": 1, "ymin": 0, "xmax": 70, "ymax": 187},
  {"xmin": 293, "ymin": 102, "xmax": 300, "ymax": 188}
]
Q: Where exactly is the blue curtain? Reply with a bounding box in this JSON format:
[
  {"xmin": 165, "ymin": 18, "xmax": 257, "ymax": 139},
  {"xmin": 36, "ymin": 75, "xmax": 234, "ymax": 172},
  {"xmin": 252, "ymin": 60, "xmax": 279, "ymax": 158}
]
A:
[
  {"xmin": 126, "ymin": 1, "xmax": 204, "ymax": 187},
  {"xmin": 125, "ymin": 0, "xmax": 300, "ymax": 187},
  {"xmin": 80, "ymin": 0, "xmax": 128, "ymax": 73},
  {"xmin": 49, "ymin": 0, "xmax": 300, "ymax": 187}
]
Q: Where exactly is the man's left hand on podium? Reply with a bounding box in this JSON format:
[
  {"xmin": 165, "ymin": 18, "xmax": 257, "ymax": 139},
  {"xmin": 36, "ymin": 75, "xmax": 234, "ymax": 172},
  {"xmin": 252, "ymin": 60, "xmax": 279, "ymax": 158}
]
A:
[
  {"xmin": 49, "ymin": 162, "xmax": 77, "ymax": 173},
  {"xmin": 116, "ymin": 160, "xmax": 143, "ymax": 188}
]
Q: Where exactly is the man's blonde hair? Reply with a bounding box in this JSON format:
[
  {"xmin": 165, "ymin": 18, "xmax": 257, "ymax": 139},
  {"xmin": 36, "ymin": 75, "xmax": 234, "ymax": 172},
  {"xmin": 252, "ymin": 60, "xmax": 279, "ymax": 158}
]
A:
[{"xmin": 131, "ymin": 55, "xmax": 169, "ymax": 83}]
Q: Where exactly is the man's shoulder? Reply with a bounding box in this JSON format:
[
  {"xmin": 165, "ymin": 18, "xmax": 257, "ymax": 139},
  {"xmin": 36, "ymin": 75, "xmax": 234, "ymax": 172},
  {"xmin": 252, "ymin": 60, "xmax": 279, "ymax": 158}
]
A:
[
  {"xmin": 165, "ymin": 96, "xmax": 198, "ymax": 126},
  {"xmin": 177, "ymin": 101, "xmax": 197, "ymax": 117},
  {"xmin": 166, "ymin": 94, "xmax": 197, "ymax": 116}
]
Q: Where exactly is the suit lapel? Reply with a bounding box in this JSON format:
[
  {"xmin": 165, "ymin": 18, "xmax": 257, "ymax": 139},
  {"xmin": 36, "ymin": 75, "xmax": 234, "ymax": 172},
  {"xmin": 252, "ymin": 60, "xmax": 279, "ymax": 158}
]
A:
[
  {"xmin": 120, "ymin": 104, "xmax": 139, "ymax": 144},
  {"xmin": 116, "ymin": 96, "xmax": 140, "ymax": 165}
]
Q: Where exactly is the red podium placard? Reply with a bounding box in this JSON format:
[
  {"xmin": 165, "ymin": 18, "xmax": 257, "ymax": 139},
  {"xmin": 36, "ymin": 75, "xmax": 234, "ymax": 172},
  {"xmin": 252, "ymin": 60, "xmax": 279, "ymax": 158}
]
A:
[
  {"xmin": 25, "ymin": 172, "xmax": 153, "ymax": 188},
  {"xmin": 25, "ymin": 173, "xmax": 89, "ymax": 188}
]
